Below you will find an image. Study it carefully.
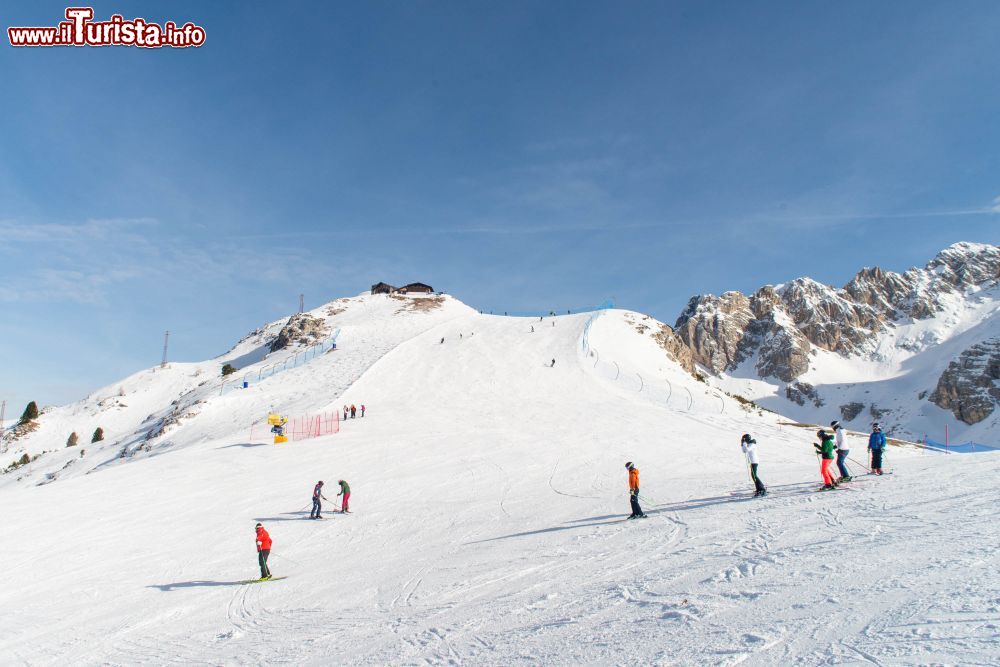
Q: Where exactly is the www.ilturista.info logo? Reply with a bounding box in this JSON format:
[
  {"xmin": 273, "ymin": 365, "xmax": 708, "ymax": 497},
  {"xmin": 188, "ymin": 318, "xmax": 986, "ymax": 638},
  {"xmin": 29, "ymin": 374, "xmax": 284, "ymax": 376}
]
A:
[{"xmin": 8, "ymin": 7, "xmax": 206, "ymax": 48}]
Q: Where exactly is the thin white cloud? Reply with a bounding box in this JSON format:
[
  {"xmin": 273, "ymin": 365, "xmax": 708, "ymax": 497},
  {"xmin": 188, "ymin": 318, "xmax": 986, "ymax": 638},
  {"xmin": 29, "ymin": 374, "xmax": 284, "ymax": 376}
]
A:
[
  {"xmin": 756, "ymin": 207, "xmax": 998, "ymax": 227},
  {"xmin": 0, "ymin": 217, "xmax": 158, "ymax": 243}
]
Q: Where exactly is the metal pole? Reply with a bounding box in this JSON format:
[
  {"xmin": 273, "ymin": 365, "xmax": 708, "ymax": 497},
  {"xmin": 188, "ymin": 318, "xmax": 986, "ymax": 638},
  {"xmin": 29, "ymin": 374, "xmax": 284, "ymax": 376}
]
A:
[{"xmin": 161, "ymin": 331, "xmax": 170, "ymax": 368}]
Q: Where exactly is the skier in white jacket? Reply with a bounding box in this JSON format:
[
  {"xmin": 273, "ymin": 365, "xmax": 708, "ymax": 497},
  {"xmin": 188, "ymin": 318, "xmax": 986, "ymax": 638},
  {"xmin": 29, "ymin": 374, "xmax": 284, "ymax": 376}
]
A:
[
  {"xmin": 740, "ymin": 434, "xmax": 767, "ymax": 497},
  {"xmin": 831, "ymin": 420, "xmax": 852, "ymax": 481}
]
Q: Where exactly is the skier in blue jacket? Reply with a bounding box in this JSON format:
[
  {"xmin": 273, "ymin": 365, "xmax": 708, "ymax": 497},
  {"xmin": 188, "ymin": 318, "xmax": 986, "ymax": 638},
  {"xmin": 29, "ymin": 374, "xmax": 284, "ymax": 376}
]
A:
[{"xmin": 868, "ymin": 423, "xmax": 887, "ymax": 475}]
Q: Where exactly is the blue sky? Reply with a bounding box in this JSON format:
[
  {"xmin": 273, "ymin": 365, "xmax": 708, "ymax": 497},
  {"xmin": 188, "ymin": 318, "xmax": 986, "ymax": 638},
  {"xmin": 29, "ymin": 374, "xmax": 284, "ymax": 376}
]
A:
[{"xmin": 2, "ymin": 1, "xmax": 999, "ymax": 409}]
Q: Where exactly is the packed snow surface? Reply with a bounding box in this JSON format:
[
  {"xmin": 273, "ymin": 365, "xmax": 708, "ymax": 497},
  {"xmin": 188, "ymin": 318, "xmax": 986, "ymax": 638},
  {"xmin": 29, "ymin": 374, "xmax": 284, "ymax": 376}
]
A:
[{"xmin": 3, "ymin": 294, "xmax": 997, "ymax": 665}]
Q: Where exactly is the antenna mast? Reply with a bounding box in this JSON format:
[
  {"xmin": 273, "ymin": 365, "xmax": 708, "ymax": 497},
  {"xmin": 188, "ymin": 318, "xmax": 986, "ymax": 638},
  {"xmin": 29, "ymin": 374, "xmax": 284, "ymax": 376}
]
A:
[{"xmin": 161, "ymin": 331, "xmax": 170, "ymax": 368}]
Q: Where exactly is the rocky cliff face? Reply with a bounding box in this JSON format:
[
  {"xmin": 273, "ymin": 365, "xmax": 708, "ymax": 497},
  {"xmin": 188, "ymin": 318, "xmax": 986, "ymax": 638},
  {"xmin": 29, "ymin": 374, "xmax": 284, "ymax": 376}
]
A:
[
  {"xmin": 929, "ymin": 337, "xmax": 1000, "ymax": 424},
  {"xmin": 269, "ymin": 313, "xmax": 330, "ymax": 352},
  {"xmin": 674, "ymin": 243, "xmax": 1000, "ymax": 391}
]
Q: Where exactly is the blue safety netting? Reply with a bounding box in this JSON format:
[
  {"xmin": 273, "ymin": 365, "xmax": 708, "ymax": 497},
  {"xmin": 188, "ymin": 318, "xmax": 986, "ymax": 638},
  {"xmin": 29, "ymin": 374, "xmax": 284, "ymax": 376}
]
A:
[{"xmin": 923, "ymin": 439, "xmax": 1000, "ymax": 454}]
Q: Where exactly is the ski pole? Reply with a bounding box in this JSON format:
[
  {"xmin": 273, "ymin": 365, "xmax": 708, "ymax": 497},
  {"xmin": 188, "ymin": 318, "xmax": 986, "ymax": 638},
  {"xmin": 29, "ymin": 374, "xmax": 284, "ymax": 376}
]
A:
[
  {"xmin": 271, "ymin": 552, "xmax": 304, "ymax": 566},
  {"xmin": 637, "ymin": 491, "xmax": 665, "ymax": 505},
  {"xmin": 846, "ymin": 454, "xmax": 871, "ymax": 473},
  {"xmin": 743, "ymin": 450, "xmax": 754, "ymax": 487}
]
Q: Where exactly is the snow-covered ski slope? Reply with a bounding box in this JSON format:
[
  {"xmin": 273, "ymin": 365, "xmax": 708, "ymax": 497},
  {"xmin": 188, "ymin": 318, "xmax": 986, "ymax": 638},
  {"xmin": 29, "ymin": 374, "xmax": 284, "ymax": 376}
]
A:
[{"xmin": 5, "ymin": 293, "xmax": 998, "ymax": 665}]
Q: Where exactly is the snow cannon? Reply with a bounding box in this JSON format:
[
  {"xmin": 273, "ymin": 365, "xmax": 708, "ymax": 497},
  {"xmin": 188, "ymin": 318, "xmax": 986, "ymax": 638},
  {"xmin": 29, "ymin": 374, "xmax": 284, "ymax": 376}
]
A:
[{"xmin": 268, "ymin": 414, "xmax": 288, "ymax": 444}]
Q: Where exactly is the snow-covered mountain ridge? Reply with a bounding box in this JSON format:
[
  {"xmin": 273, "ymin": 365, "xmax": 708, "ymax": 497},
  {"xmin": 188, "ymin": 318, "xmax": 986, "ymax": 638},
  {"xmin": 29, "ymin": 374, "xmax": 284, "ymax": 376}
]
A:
[{"xmin": 669, "ymin": 242, "xmax": 1000, "ymax": 442}]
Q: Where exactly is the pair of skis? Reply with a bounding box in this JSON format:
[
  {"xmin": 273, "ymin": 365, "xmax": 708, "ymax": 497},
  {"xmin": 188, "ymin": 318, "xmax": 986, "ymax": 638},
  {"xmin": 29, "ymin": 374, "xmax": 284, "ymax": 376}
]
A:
[{"xmin": 241, "ymin": 575, "xmax": 288, "ymax": 584}]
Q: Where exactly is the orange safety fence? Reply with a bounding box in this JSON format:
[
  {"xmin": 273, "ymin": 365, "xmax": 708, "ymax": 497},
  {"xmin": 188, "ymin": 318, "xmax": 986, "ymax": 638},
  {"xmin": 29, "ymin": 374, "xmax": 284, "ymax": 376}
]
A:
[{"xmin": 250, "ymin": 411, "xmax": 340, "ymax": 443}]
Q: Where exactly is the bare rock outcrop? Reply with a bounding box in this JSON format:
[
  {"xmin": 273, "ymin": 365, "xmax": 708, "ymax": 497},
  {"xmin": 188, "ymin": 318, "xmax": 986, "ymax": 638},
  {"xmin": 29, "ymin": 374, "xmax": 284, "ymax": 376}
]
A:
[
  {"xmin": 652, "ymin": 323, "xmax": 696, "ymax": 375},
  {"xmin": 269, "ymin": 313, "xmax": 330, "ymax": 352},
  {"xmin": 839, "ymin": 402, "xmax": 865, "ymax": 421},
  {"xmin": 929, "ymin": 337, "xmax": 1000, "ymax": 424},
  {"xmin": 674, "ymin": 291, "xmax": 754, "ymax": 373}
]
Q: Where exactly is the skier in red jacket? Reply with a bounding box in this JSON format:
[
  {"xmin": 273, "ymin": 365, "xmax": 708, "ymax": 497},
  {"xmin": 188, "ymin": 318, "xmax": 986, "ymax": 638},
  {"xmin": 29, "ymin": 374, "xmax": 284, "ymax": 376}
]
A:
[{"xmin": 255, "ymin": 523, "xmax": 272, "ymax": 580}]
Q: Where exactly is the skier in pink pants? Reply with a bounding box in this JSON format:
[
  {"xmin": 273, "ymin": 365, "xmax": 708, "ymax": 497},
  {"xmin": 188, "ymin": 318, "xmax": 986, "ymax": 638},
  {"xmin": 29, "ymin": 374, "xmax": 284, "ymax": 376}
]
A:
[{"xmin": 337, "ymin": 479, "xmax": 351, "ymax": 513}]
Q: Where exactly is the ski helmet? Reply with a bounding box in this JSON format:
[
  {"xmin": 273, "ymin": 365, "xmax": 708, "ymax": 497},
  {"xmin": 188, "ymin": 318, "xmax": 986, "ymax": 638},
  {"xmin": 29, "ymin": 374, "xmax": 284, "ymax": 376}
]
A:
[
  {"xmin": 255, "ymin": 523, "xmax": 262, "ymax": 528},
  {"xmin": 318, "ymin": 481, "xmax": 324, "ymax": 486},
  {"xmin": 625, "ymin": 461, "xmax": 633, "ymax": 469},
  {"xmin": 817, "ymin": 429, "xmax": 827, "ymax": 439},
  {"xmin": 830, "ymin": 420, "xmax": 840, "ymax": 429},
  {"xmin": 741, "ymin": 433, "xmax": 752, "ymax": 443}
]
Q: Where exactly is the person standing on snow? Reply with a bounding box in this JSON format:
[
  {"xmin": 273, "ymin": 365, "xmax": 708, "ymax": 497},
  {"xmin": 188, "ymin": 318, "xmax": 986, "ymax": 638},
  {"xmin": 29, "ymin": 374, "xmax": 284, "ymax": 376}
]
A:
[
  {"xmin": 360, "ymin": 405, "xmax": 366, "ymax": 418},
  {"xmin": 814, "ymin": 429, "xmax": 837, "ymax": 490},
  {"xmin": 350, "ymin": 405, "xmax": 357, "ymax": 419},
  {"xmin": 343, "ymin": 405, "xmax": 348, "ymax": 421},
  {"xmin": 831, "ymin": 420, "xmax": 851, "ymax": 481},
  {"xmin": 868, "ymin": 423, "xmax": 887, "ymax": 475},
  {"xmin": 337, "ymin": 479, "xmax": 351, "ymax": 513},
  {"xmin": 625, "ymin": 462, "xmax": 647, "ymax": 519},
  {"xmin": 310, "ymin": 481, "xmax": 328, "ymax": 519},
  {"xmin": 741, "ymin": 434, "xmax": 767, "ymax": 497},
  {"xmin": 255, "ymin": 523, "xmax": 272, "ymax": 580}
]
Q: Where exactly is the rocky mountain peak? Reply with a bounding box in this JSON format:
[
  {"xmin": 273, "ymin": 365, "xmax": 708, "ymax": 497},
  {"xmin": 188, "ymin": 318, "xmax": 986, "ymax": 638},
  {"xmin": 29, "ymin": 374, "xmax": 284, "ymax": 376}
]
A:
[
  {"xmin": 925, "ymin": 242, "xmax": 1000, "ymax": 288},
  {"xmin": 671, "ymin": 243, "xmax": 999, "ymax": 385}
]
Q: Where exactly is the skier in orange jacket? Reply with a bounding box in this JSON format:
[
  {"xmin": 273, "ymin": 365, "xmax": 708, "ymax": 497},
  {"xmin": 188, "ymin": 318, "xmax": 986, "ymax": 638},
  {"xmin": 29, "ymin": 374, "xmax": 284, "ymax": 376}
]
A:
[{"xmin": 626, "ymin": 462, "xmax": 647, "ymax": 519}]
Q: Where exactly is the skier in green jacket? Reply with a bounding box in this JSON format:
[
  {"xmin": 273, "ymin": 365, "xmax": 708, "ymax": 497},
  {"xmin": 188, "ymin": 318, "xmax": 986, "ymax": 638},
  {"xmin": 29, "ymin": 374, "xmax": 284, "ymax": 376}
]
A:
[
  {"xmin": 814, "ymin": 429, "xmax": 838, "ymax": 490},
  {"xmin": 337, "ymin": 479, "xmax": 351, "ymax": 513}
]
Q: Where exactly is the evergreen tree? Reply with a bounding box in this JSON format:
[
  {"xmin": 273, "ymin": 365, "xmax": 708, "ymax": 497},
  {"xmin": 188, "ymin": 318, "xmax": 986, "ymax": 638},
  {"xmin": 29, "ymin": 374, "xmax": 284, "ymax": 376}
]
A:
[
  {"xmin": 19, "ymin": 401, "xmax": 38, "ymax": 423},
  {"xmin": 67, "ymin": 432, "xmax": 79, "ymax": 447},
  {"xmin": 92, "ymin": 427, "xmax": 104, "ymax": 443},
  {"xmin": 222, "ymin": 363, "xmax": 237, "ymax": 377}
]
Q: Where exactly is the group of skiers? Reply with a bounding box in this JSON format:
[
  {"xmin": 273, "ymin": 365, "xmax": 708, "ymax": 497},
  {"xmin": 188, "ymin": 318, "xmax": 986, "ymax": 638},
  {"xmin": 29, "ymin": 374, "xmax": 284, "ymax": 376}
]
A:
[
  {"xmin": 342, "ymin": 404, "xmax": 365, "ymax": 419},
  {"xmin": 813, "ymin": 421, "xmax": 888, "ymax": 490},
  {"xmin": 733, "ymin": 420, "xmax": 889, "ymax": 499},
  {"xmin": 255, "ymin": 422, "xmax": 893, "ymax": 579},
  {"xmin": 310, "ymin": 479, "xmax": 351, "ymax": 519},
  {"xmin": 254, "ymin": 478, "xmax": 353, "ymax": 579},
  {"xmin": 623, "ymin": 421, "xmax": 891, "ymax": 520}
]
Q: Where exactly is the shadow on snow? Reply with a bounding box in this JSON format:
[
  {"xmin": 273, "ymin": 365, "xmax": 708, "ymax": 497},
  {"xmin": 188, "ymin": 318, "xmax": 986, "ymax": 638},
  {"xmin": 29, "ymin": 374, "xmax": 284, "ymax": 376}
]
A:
[
  {"xmin": 147, "ymin": 580, "xmax": 250, "ymax": 591},
  {"xmin": 471, "ymin": 481, "xmax": 822, "ymax": 543}
]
